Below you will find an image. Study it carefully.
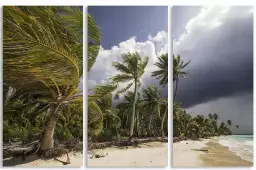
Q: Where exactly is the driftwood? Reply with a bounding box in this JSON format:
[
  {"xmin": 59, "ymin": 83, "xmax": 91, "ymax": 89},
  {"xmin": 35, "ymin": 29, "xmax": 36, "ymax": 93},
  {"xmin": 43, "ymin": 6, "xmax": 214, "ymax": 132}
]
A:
[
  {"xmin": 191, "ymin": 149, "xmax": 209, "ymax": 152},
  {"xmin": 3, "ymin": 140, "xmax": 40, "ymax": 160},
  {"xmin": 88, "ymin": 137, "xmax": 168, "ymax": 150},
  {"xmin": 89, "ymin": 151, "xmax": 108, "ymax": 159},
  {"xmin": 3, "ymin": 138, "xmax": 82, "ymax": 165}
]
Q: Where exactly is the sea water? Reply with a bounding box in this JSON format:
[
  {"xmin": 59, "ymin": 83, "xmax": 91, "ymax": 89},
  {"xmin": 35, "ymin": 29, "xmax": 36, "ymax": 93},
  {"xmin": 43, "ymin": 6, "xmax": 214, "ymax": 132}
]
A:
[{"xmin": 218, "ymin": 135, "xmax": 253, "ymax": 162}]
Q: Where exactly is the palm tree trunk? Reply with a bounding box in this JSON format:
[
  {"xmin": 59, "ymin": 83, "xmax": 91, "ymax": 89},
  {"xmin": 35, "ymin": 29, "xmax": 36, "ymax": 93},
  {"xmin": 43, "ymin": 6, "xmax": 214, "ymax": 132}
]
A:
[
  {"xmin": 161, "ymin": 106, "xmax": 168, "ymax": 137},
  {"xmin": 129, "ymin": 81, "xmax": 137, "ymax": 140},
  {"xmin": 173, "ymin": 78, "xmax": 179, "ymax": 102},
  {"xmin": 41, "ymin": 103, "xmax": 61, "ymax": 150},
  {"xmin": 136, "ymin": 110, "xmax": 140, "ymax": 137},
  {"xmin": 148, "ymin": 105, "xmax": 153, "ymax": 137}
]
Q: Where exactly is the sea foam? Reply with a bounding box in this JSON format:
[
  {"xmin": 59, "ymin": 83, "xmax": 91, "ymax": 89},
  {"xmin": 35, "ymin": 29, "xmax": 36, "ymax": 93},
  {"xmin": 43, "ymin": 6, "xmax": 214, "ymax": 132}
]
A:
[{"xmin": 218, "ymin": 135, "xmax": 253, "ymax": 162}]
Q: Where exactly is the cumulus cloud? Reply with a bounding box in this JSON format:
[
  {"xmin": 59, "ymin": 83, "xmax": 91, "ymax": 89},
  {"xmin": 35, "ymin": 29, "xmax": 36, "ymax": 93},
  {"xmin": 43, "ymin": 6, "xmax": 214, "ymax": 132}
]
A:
[{"xmin": 88, "ymin": 31, "xmax": 168, "ymax": 99}]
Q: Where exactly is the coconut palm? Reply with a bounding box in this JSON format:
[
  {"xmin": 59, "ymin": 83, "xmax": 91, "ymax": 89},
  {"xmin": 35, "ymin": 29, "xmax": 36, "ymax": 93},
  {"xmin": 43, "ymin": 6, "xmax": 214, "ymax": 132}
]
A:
[
  {"xmin": 88, "ymin": 13, "xmax": 100, "ymax": 72},
  {"xmin": 208, "ymin": 113, "xmax": 213, "ymax": 120},
  {"xmin": 159, "ymin": 98, "xmax": 168, "ymax": 137},
  {"xmin": 87, "ymin": 13, "xmax": 118, "ymax": 138},
  {"xmin": 152, "ymin": 54, "xmax": 168, "ymax": 87},
  {"xmin": 142, "ymin": 85, "xmax": 161, "ymax": 137},
  {"xmin": 227, "ymin": 120, "xmax": 232, "ymax": 128},
  {"xmin": 111, "ymin": 52, "xmax": 149, "ymax": 139},
  {"xmin": 3, "ymin": 6, "xmax": 83, "ymax": 150},
  {"xmin": 116, "ymin": 92, "xmax": 143, "ymax": 137},
  {"xmin": 213, "ymin": 113, "xmax": 219, "ymax": 122},
  {"xmin": 173, "ymin": 55, "xmax": 190, "ymax": 101}
]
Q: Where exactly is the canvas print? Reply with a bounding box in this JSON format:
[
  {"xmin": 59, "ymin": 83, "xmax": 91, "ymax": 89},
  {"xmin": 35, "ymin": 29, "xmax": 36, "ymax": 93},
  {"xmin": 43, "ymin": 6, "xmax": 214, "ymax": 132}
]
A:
[
  {"xmin": 172, "ymin": 6, "xmax": 253, "ymax": 167},
  {"xmin": 3, "ymin": 6, "xmax": 83, "ymax": 167},
  {"xmin": 87, "ymin": 6, "xmax": 168, "ymax": 167}
]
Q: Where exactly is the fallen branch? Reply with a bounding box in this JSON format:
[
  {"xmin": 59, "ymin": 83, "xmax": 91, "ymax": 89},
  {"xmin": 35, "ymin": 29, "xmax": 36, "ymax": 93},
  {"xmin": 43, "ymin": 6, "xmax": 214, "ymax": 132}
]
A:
[
  {"xmin": 88, "ymin": 137, "xmax": 168, "ymax": 150},
  {"xmin": 191, "ymin": 149, "xmax": 209, "ymax": 152}
]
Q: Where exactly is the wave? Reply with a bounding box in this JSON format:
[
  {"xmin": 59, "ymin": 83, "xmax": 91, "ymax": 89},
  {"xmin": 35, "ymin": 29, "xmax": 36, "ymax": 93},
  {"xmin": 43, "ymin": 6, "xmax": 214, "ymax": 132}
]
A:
[{"xmin": 218, "ymin": 136, "xmax": 253, "ymax": 162}]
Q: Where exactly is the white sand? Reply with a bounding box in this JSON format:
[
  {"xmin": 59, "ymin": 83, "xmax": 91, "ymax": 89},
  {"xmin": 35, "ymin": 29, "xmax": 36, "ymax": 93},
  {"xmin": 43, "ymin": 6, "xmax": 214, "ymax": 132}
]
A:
[
  {"xmin": 87, "ymin": 142, "xmax": 168, "ymax": 167},
  {"xmin": 3, "ymin": 152, "xmax": 83, "ymax": 167},
  {"xmin": 172, "ymin": 140, "xmax": 209, "ymax": 167}
]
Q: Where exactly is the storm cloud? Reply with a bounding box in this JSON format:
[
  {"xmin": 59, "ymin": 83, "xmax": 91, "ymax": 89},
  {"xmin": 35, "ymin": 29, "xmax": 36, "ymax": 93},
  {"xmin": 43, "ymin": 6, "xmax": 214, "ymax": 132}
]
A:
[{"xmin": 173, "ymin": 6, "xmax": 253, "ymax": 134}]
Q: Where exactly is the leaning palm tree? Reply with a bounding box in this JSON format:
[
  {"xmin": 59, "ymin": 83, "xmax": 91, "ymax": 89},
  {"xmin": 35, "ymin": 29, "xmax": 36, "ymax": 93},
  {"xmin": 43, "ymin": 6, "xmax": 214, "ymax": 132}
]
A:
[
  {"xmin": 87, "ymin": 13, "xmax": 118, "ymax": 138},
  {"xmin": 88, "ymin": 13, "xmax": 100, "ymax": 72},
  {"xmin": 152, "ymin": 53, "xmax": 168, "ymax": 87},
  {"xmin": 111, "ymin": 52, "xmax": 149, "ymax": 139},
  {"xmin": 173, "ymin": 55, "xmax": 190, "ymax": 101},
  {"xmin": 88, "ymin": 84, "xmax": 117, "ymax": 137},
  {"xmin": 3, "ymin": 6, "xmax": 83, "ymax": 151}
]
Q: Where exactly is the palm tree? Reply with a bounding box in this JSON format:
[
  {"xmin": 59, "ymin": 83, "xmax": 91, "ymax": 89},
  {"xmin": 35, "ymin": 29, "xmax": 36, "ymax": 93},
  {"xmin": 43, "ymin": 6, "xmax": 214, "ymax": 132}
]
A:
[
  {"xmin": 87, "ymin": 13, "xmax": 118, "ymax": 138},
  {"xmin": 111, "ymin": 52, "xmax": 149, "ymax": 140},
  {"xmin": 88, "ymin": 84, "xmax": 117, "ymax": 137},
  {"xmin": 212, "ymin": 113, "xmax": 219, "ymax": 135},
  {"xmin": 142, "ymin": 86, "xmax": 161, "ymax": 137},
  {"xmin": 152, "ymin": 54, "xmax": 168, "ymax": 87},
  {"xmin": 213, "ymin": 113, "xmax": 219, "ymax": 122},
  {"xmin": 117, "ymin": 92, "xmax": 143, "ymax": 137},
  {"xmin": 160, "ymin": 98, "xmax": 168, "ymax": 137},
  {"xmin": 88, "ymin": 13, "xmax": 100, "ymax": 72},
  {"xmin": 173, "ymin": 55, "xmax": 190, "ymax": 101},
  {"xmin": 3, "ymin": 6, "xmax": 83, "ymax": 150},
  {"xmin": 208, "ymin": 113, "xmax": 213, "ymax": 120},
  {"xmin": 227, "ymin": 120, "xmax": 232, "ymax": 129},
  {"xmin": 173, "ymin": 103, "xmax": 182, "ymax": 137}
]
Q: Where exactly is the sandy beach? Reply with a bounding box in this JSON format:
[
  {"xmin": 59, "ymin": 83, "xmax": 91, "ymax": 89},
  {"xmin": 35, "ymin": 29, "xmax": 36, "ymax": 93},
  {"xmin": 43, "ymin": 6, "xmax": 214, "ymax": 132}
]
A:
[
  {"xmin": 173, "ymin": 138, "xmax": 253, "ymax": 167},
  {"xmin": 3, "ymin": 152, "xmax": 83, "ymax": 167},
  {"xmin": 172, "ymin": 139, "xmax": 208, "ymax": 167},
  {"xmin": 87, "ymin": 141, "xmax": 168, "ymax": 167}
]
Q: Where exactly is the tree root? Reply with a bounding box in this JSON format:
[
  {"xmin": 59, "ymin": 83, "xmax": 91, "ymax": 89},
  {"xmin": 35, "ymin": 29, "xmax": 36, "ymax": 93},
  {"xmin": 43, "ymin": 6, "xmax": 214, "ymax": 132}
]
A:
[{"xmin": 40, "ymin": 148, "xmax": 71, "ymax": 165}]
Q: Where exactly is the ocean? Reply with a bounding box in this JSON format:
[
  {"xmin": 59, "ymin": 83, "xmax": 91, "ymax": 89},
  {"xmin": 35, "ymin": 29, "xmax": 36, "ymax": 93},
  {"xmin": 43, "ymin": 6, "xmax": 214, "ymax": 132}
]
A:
[{"xmin": 218, "ymin": 135, "xmax": 253, "ymax": 162}]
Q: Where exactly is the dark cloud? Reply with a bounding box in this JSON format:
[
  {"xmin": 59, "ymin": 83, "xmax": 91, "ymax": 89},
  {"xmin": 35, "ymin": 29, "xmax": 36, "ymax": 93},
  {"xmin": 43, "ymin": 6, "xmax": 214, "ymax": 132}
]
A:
[
  {"xmin": 174, "ymin": 7, "xmax": 253, "ymax": 109},
  {"xmin": 187, "ymin": 93, "xmax": 253, "ymax": 134}
]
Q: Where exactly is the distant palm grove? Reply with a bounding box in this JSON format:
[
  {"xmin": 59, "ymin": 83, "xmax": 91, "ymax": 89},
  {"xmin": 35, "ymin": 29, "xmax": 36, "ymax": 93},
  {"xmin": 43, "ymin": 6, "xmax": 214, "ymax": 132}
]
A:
[
  {"xmin": 88, "ymin": 14, "xmax": 168, "ymax": 142},
  {"xmin": 173, "ymin": 55, "xmax": 234, "ymax": 140},
  {"xmin": 3, "ymin": 6, "xmax": 83, "ymax": 155}
]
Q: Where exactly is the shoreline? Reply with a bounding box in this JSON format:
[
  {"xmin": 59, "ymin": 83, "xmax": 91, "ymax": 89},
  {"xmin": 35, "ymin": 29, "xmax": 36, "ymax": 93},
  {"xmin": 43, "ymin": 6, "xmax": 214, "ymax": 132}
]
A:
[
  {"xmin": 201, "ymin": 141, "xmax": 253, "ymax": 167},
  {"xmin": 173, "ymin": 137, "xmax": 253, "ymax": 167},
  {"xmin": 87, "ymin": 141, "xmax": 168, "ymax": 167}
]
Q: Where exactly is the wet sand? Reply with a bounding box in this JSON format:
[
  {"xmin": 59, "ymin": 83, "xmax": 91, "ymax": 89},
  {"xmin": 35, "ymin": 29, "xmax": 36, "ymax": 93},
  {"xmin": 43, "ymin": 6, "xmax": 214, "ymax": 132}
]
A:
[
  {"xmin": 201, "ymin": 141, "xmax": 253, "ymax": 167},
  {"xmin": 87, "ymin": 142, "xmax": 168, "ymax": 167},
  {"xmin": 173, "ymin": 138, "xmax": 253, "ymax": 167},
  {"xmin": 3, "ymin": 152, "xmax": 83, "ymax": 167}
]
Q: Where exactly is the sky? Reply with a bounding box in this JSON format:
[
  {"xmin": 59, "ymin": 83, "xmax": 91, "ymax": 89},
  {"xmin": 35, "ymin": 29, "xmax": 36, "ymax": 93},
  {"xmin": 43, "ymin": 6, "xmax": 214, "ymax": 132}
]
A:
[
  {"xmin": 88, "ymin": 6, "xmax": 168, "ymax": 103},
  {"xmin": 173, "ymin": 6, "xmax": 253, "ymax": 134}
]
